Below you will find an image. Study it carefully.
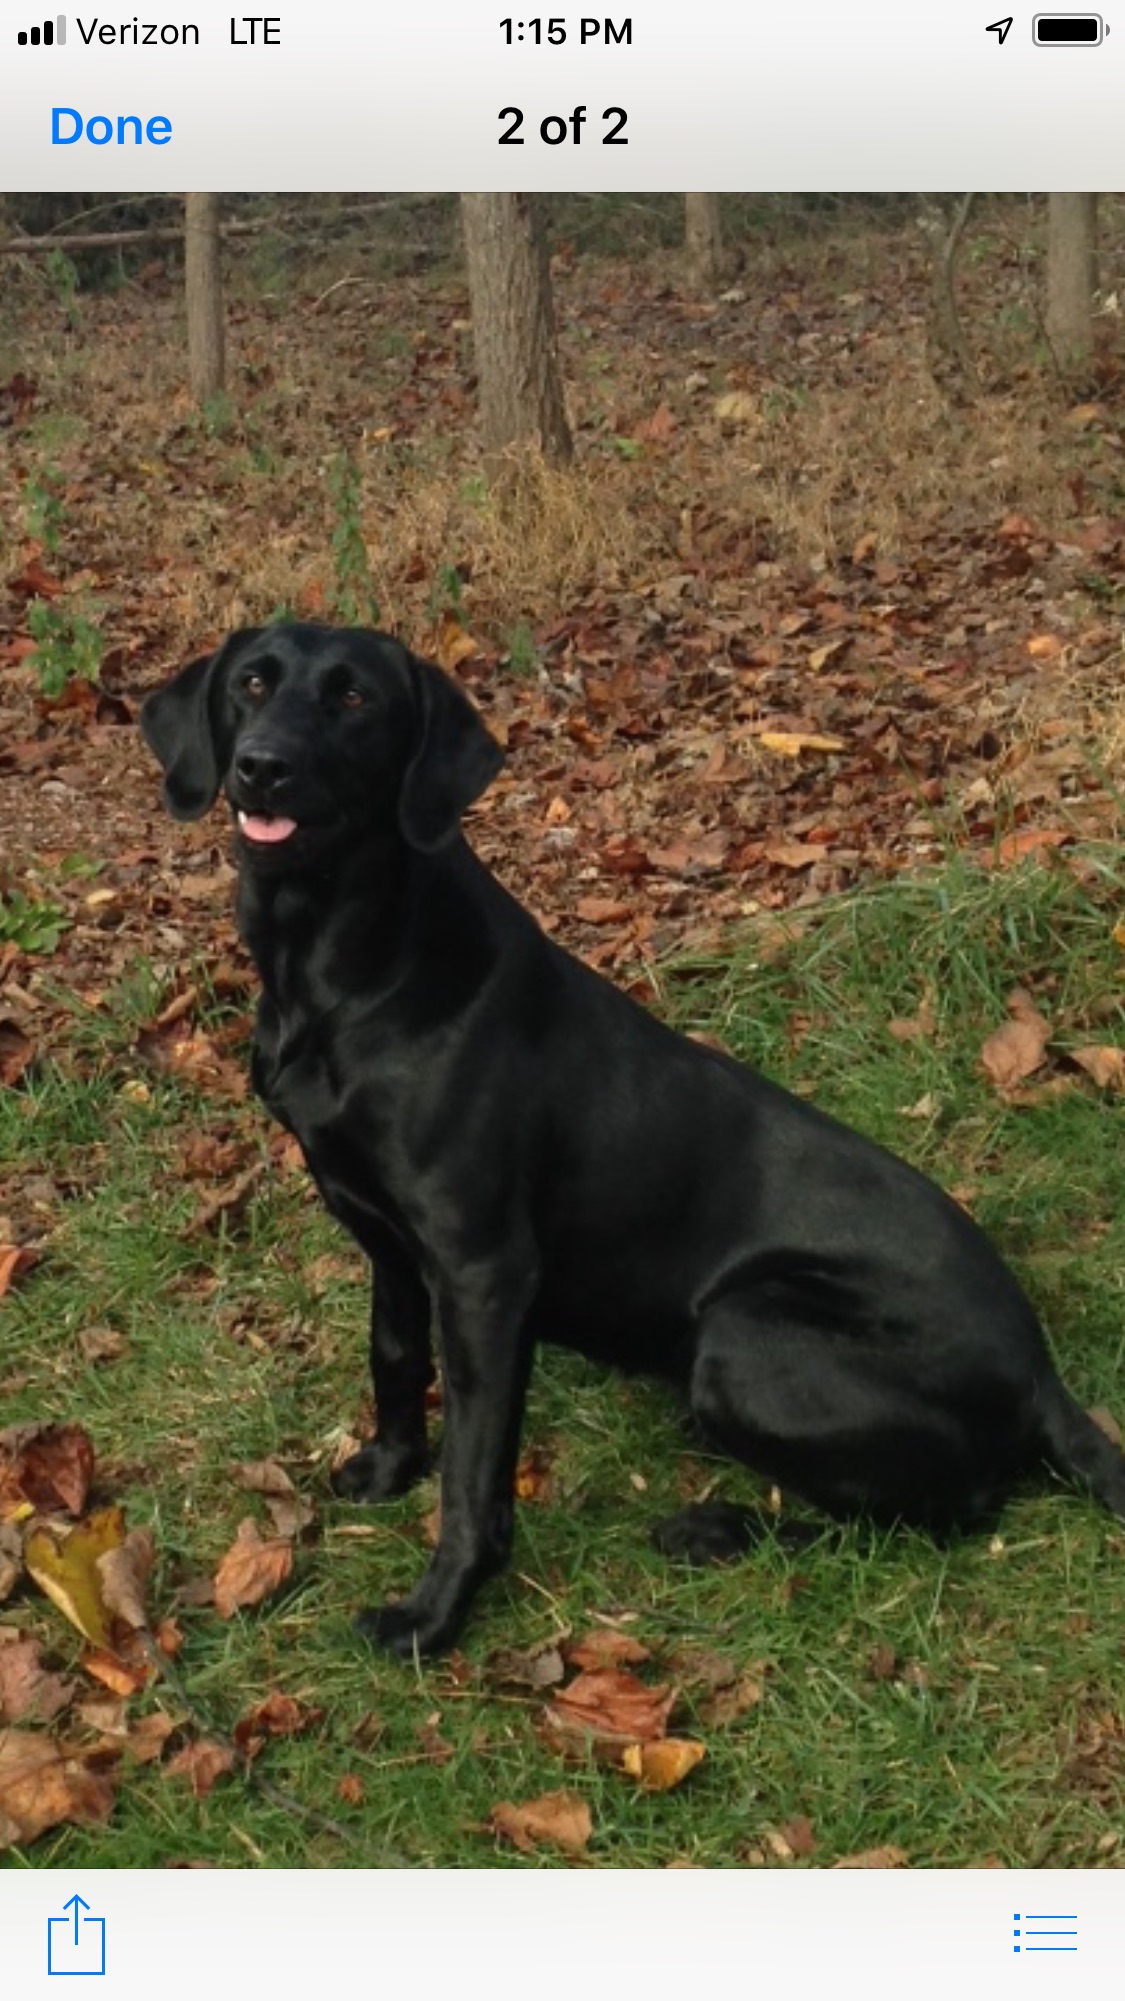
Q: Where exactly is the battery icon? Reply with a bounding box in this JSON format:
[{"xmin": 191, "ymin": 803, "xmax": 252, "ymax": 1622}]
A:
[{"xmin": 1033, "ymin": 12, "xmax": 1105, "ymax": 39}]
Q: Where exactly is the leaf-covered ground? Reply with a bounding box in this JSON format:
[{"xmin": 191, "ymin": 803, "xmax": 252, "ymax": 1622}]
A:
[{"xmin": 1, "ymin": 197, "xmax": 1124, "ymax": 1867}]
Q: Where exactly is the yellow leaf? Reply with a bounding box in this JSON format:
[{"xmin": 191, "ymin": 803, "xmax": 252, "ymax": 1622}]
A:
[
  {"xmin": 759, "ymin": 731, "xmax": 846, "ymax": 758},
  {"xmin": 24, "ymin": 1507, "xmax": 126, "ymax": 1647},
  {"xmin": 620, "ymin": 1738, "xmax": 706, "ymax": 1790}
]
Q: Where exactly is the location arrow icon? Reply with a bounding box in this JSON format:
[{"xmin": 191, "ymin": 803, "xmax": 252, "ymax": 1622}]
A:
[{"xmin": 987, "ymin": 15, "xmax": 1014, "ymax": 41}]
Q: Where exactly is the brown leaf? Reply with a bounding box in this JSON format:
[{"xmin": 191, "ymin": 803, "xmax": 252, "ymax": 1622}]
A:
[
  {"xmin": 698, "ymin": 1669, "xmax": 767, "ymax": 1728},
  {"xmin": 1089, "ymin": 1405, "xmax": 1123, "ymax": 1448},
  {"xmin": 489, "ymin": 1790, "xmax": 593, "ymax": 1856},
  {"xmin": 763, "ymin": 840, "xmax": 829, "ymax": 871},
  {"xmin": 0, "ymin": 1729, "xmax": 114, "ymax": 1846},
  {"xmin": 514, "ymin": 1445, "xmax": 554, "ymax": 1503},
  {"xmin": 778, "ymin": 1813, "xmax": 817, "ymax": 1857},
  {"xmin": 233, "ymin": 1691, "xmax": 323, "ymax": 1759},
  {"xmin": 434, "ymin": 614, "xmax": 479, "ymax": 674},
  {"xmin": 213, "ymin": 1517, "xmax": 293, "ymax": 1618},
  {"xmin": 0, "ymin": 1635, "xmax": 74, "ymax": 1722},
  {"xmin": 97, "ymin": 1525, "xmax": 155, "ymax": 1632},
  {"xmin": 0, "ymin": 1421, "xmax": 94, "ymax": 1519},
  {"xmin": 1071, "ymin": 1045, "xmax": 1125, "ymax": 1093},
  {"xmin": 620, "ymin": 1738, "xmax": 705, "ymax": 1790},
  {"xmin": 564, "ymin": 1630, "xmax": 652, "ymax": 1672},
  {"xmin": 77, "ymin": 1325, "xmax": 126, "ymax": 1365},
  {"xmin": 233, "ymin": 1458, "xmax": 297, "ymax": 1497},
  {"xmin": 979, "ymin": 988, "xmax": 1050, "ymax": 1095},
  {"xmin": 81, "ymin": 1645, "xmax": 150, "ymax": 1696},
  {"xmin": 575, "ymin": 896, "xmax": 632, "ymax": 926},
  {"xmin": 485, "ymin": 1643, "xmax": 566, "ymax": 1692},
  {"xmin": 122, "ymin": 1711, "xmax": 176, "ymax": 1765},
  {"xmin": 833, "ymin": 1844, "xmax": 909, "ymax": 1868},
  {"xmin": 759, "ymin": 730, "xmax": 846, "ymax": 757},
  {"xmin": 0, "ymin": 1019, "xmax": 34, "ymax": 1087},
  {"xmin": 338, "ymin": 1773, "xmax": 365, "ymax": 1805},
  {"xmin": 993, "ymin": 828, "xmax": 1071, "ymax": 866},
  {"xmin": 547, "ymin": 1668, "xmax": 674, "ymax": 1746},
  {"xmin": 183, "ymin": 1162, "xmax": 265, "ymax": 1238},
  {"xmin": 0, "ymin": 1522, "xmax": 22, "ymax": 1602},
  {"xmin": 165, "ymin": 1736, "xmax": 236, "ymax": 1798}
]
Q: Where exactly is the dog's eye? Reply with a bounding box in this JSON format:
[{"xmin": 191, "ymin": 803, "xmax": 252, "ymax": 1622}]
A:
[
  {"xmin": 242, "ymin": 672, "xmax": 268, "ymax": 699},
  {"xmin": 341, "ymin": 688, "xmax": 366, "ymax": 709}
]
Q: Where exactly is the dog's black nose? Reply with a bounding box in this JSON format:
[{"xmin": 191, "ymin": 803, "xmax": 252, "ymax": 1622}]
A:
[{"xmin": 234, "ymin": 746, "xmax": 291, "ymax": 795}]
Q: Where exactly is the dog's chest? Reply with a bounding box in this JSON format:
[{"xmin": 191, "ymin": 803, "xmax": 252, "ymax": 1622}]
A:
[{"xmin": 251, "ymin": 995, "xmax": 415, "ymax": 1255}]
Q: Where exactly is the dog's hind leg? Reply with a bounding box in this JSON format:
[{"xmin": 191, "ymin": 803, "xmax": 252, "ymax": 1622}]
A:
[{"xmin": 654, "ymin": 1294, "xmax": 1014, "ymax": 1560}]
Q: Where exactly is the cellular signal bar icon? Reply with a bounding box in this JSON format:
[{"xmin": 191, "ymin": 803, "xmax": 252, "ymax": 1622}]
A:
[{"xmin": 17, "ymin": 14, "xmax": 66, "ymax": 44}]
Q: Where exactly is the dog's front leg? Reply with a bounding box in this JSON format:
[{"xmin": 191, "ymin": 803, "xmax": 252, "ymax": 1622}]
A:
[
  {"xmin": 357, "ymin": 1263, "xmax": 536, "ymax": 1658},
  {"xmin": 332, "ymin": 1250, "xmax": 433, "ymax": 1504}
]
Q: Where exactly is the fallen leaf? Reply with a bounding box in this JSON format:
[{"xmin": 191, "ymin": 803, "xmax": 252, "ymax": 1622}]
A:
[
  {"xmin": 434, "ymin": 614, "xmax": 479, "ymax": 674},
  {"xmin": 81, "ymin": 1646, "xmax": 150, "ymax": 1696},
  {"xmin": 620, "ymin": 1738, "xmax": 705, "ymax": 1790},
  {"xmin": 165, "ymin": 1736, "xmax": 236, "ymax": 1798},
  {"xmin": 1088, "ymin": 1405, "xmax": 1123, "ymax": 1448},
  {"xmin": 993, "ymin": 828, "xmax": 1071, "ymax": 866},
  {"xmin": 0, "ymin": 1020, "xmax": 34, "ymax": 1087},
  {"xmin": 777, "ymin": 1813, "xmax": 817, "ymax": 1857},
  {"xmin": 24, "ymin": 1506, "xmax": 127, "ymax": 1646},
  {"xmin": 514, "ymin": 1446, "xmax": 554, "ymax": 1503},
  {"xmin": 698, "ymin": 1669, "xmax": 767, "ymax": 1728},
  {"xmin": 485, "ymin": 1643, "xmax": 566, "ymax": 1692},
  {"xmin": 714, "ymin": 391, "xmax": 758, "ymax": 426},
  {"xmin": 213, "ymin": 1517, "xmax": 293, "ymax": 1618},
  {"xmin": 1071, "ymin": 1045, "xmax": 1125, "ymax": 1093},
  {"xmin": 233, "ymin": 1691, "xmax": 324, "ymax": 1759},
  {"xmin": 97, "ymin": 1525, "xmax": 155, "ymax": 1632},
  {"xmin": 833, "ymin": 1844, "xmax": 909, "ymax": 1868},
  {"xmin": 763, "ymin": 841, "xmax": 829, "ymax": 871},
  {"xmin": 0, "ymin": 1421, "xmax": 94, "ymax": 1519},
  {"xmin": 489, "ymin": 1790, "xmax": 593, "ymax": 1856},
  {"xmin": 0, "ymin": 1728, "xmax": 115, "ymax": 1847},
  {"xmin": 338, "ymin": 1773, "xmax": 365, "ymax": 1805},
  {"xmin": 564, "ymin": 1630, "xmax": 652, "ymax": 1672},
  {"xmin": 759, "ymin": 731, "xmax": 846, "ymax": 757},
  {"xmin": 575, "ymin": 896, "xmax": 632, "ymax": 926},
  {"xmin": 0, "ymin": 1522, "xmax": 22, "ymax": 1601},
  {"xmin": 0, "ymin": 1635, "xmax": 74, "ymax": 1723},
  {"xmin": 979, "ymin": 988, "xmax": 1050, "ymax": 1095},
  {"xmin": 546, "ymin": 1668, "xmax": 675, "ymax": 1746}
]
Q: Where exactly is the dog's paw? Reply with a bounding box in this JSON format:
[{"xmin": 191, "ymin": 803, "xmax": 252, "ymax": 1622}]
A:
[
  {"xmin": 331, "ymin": 1439, "xmax": 427, "ymax": 1504},
  {"xmin": 355, "ymin": 1599, "xmax": 453, "ymax": 1660}
]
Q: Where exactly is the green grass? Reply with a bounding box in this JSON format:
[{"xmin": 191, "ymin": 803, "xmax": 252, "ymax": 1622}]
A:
[{"xmin": 3, "ymin": 853, "xmax": 1125, "ymax": 1869}]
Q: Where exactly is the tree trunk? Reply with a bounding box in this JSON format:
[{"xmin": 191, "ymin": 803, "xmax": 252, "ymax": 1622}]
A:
[
  {"xmin": 184, "ymin": 193, "xmax": 225, "ymax": 403},
  {"xmin": 685, "ymin": 195, "xmax": 723, "ymax": 290},
  {"xmin": 460, "ymin": 193, "xmax": 572, "ymax": 462},
  {"xmin": 1046, "ymin": 194, "xmax": 1098, "ymax": 377}
]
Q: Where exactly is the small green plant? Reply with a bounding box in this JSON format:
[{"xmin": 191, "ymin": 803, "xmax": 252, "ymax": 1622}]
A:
[
  {"xmin": 24, "ymin": 463, "xmax": 66, "ymax": 555},
  {"xmin": 503, "ymin": 620, "xmax": 539, "ymax": 676},
  {"xmin": 325, "ymin": 451, "xmax": 380, "ymax": 627},
  {"xmin": 27, "ymin": 597, "xmax": 104, "ymax": 699},
  {"xmin": 0, "ymin": 887, "xmax": 69, "ymax": 954},
  {"xmin": 427, "ymin": 562, "xmax": 466, "ymax": 623},
  {"xmin": 201, "ymin": 390, "xmax": 235, "ymax": 438},
  {"xmin": 44, "ymin": 247, "xmax": 81, "ymax": 324}
]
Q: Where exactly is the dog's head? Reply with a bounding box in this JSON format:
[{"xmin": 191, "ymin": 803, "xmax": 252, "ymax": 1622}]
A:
[{"xmin": 140, "ymin": 623, "xmax": 504, "ymax": 864}]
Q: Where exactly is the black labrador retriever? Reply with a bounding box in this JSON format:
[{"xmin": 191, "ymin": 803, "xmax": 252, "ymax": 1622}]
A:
[{"xmin": 142, "ymin": 622, "xmax": 1125, "ymax": 1656}]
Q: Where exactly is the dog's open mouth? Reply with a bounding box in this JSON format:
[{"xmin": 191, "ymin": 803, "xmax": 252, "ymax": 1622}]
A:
[{"xmin": 237, "ymin": 811, "xmax": 299, "ymax": 845}]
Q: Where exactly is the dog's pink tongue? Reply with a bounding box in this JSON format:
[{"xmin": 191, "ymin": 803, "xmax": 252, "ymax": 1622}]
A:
[{"xmin": 239, "ymin": 812, "xmax": 297, "ymax": 844}]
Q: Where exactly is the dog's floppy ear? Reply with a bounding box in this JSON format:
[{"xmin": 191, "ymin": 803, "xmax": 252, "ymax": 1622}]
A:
[
  {"xmin": 398, "ymin": 654, "xmax": 504, "ymax": 852},
  {"xmin": 140, "ymin": 631, "xmax": 261, "ymax": 821}
]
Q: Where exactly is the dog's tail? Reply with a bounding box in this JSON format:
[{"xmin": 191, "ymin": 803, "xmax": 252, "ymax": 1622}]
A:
[{"xmin": 1038, "ymin": 1378, "xmax": 1125, "ymax": 1519}]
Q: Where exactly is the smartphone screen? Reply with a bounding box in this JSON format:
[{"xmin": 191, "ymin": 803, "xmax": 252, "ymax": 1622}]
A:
[{"xmin": 0, "ymin": 4, "xmax": 1121, "ymax": 1992}]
